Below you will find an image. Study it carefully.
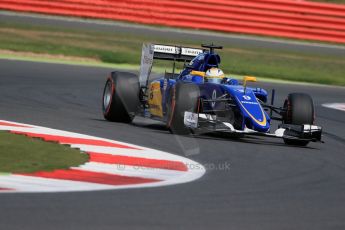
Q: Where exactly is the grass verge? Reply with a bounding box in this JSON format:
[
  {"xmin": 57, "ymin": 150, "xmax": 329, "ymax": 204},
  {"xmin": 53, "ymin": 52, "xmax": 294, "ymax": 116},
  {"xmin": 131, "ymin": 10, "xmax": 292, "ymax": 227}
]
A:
[
  {"xmin": 0, "ymin": 131, "xmax": 88, "ymax": 173},
  {"xmin": 0, "ymin": 21, "xmax": 344, "ymax": 86}
]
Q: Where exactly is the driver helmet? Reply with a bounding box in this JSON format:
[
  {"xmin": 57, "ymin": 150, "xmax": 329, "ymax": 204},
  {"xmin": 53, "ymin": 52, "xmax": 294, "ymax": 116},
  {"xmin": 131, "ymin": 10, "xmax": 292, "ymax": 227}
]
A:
[{"xmin": 205, "ymin": 68, "xmax": 225, "ymax": 84}]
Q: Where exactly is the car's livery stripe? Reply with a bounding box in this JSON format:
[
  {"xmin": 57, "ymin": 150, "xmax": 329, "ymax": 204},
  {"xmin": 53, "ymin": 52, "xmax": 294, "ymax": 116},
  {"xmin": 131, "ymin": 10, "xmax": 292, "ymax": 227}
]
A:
[
  {"xmin": 0, "ymin": 120, "xmax": 205, "ymax": 193},
  {"xmin": 18, "ymin": 169, "xmax": 161, "ymax": 186},
  {"xmin": 88, "ymin": 152, "xmax": 188, "ymax": 172},
  {"xmin": 235, "ymin": 96, "xmax": 267, "ymax": 126}
]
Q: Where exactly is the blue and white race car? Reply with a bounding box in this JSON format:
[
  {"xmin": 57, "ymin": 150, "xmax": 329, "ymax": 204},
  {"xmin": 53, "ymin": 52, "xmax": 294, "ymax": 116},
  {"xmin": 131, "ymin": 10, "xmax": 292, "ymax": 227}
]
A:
[{"xmin": 102, "ymin": 43, "xmax": 322, "ymax": 146}]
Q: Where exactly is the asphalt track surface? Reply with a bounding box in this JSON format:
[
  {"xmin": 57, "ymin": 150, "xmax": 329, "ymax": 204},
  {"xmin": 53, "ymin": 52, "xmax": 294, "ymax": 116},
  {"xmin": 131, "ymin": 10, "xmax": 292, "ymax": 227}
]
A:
[{"xmin": 0, "ymin": 59, "xmax": 345, "ymax": 230}]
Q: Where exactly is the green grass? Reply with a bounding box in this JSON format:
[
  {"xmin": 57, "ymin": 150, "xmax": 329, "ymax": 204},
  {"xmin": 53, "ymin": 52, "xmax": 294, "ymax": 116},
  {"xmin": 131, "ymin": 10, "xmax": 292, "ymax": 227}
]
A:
[
  {"xmin": 218, "ymin": 48, "xmax": 345, "ymax": 85},
  {"xmin": 0, "ymin": 131, "xmax": 88, "ymax": 173},
  {"xmin": 0, "ymin": 21, "xmax": 344, "ymax": 86}
]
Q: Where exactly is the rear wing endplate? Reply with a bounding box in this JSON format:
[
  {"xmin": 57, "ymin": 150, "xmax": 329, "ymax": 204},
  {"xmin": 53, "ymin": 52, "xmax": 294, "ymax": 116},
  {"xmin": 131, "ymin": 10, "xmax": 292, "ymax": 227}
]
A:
[{"xmin": 139, "ymin": 43, "xmax": 203, "ymax": 87}]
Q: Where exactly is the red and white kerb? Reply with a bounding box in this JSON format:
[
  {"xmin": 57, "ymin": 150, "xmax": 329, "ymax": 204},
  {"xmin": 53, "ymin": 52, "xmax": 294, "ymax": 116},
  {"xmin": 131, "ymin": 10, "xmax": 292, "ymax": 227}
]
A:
[
  {"xmin": 0, "ymin": 120, "xmax": 205, "ymax": 193},
  {"xmin": 322, "ymin": 103, "xmax": 345, "ymax": 112}
]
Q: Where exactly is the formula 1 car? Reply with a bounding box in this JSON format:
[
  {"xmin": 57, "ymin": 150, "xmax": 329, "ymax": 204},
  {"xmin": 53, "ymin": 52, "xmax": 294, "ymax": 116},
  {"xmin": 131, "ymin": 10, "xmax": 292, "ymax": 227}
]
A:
[{"xmin": 102, "ymin": 43, "xmax": 322, "ymax": 146}]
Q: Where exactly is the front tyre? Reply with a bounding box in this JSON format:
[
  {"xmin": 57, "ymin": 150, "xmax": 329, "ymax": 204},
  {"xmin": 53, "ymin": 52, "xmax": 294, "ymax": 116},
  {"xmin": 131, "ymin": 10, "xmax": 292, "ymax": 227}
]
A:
[
  {"xmin": 282, "ymin": 93, "xmax": 314, "ymax": 146},
  {"xmin": 167, "ymin": 83, "xmax": 200, "ymax": 135},
  {"xmin": 102, "ymin": 71, "xmax": 139, "ymax": 123}
]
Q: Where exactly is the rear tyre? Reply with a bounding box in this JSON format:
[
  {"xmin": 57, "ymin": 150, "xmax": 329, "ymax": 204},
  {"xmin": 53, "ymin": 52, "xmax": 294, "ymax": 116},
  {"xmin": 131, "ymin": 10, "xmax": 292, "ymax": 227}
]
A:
[
  {"xmin": 102, "ymin": 71, "xmax": 139, "ymax": 123},
  {"xmin": 167, "ymin": 83, "xmax": 200, "ymax": 135},
  {"xmin": 282, "ymin": 93, "xmax": 314, "ymax": 146}
]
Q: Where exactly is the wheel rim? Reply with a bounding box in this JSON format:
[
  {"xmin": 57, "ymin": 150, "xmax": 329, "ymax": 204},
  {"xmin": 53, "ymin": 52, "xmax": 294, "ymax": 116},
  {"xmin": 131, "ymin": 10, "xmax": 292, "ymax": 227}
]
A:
[{"xmin": 103, "ymin": 81, "xmax": 112, "ymax": 111}]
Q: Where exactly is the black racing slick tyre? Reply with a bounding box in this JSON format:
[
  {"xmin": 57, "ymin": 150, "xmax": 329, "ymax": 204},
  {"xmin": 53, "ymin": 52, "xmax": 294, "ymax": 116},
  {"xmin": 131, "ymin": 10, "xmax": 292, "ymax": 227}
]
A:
[
  {"xmin": 167, "ymin": 83, "xmax": 200, "ymax": 135},
  {"xmin": 282, "ymin": 93, "xmax": 315, "ymax": 146},
  {"xmin": 102, "ymin": 71, "xmax": 139, "ymax": 123}
]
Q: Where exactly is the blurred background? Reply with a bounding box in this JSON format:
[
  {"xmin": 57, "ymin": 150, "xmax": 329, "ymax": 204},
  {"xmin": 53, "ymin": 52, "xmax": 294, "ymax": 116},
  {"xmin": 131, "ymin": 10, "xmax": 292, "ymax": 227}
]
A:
[{"xmin": 0, "ymin": 0, "xmax": 344, "ymax": 85}]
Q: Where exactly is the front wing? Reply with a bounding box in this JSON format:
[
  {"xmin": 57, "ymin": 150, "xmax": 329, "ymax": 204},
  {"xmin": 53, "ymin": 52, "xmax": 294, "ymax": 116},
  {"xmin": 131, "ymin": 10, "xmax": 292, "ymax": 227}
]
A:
[{"xmin": 184, "ymin": 112, "xmax": 323, "ymax": 142}]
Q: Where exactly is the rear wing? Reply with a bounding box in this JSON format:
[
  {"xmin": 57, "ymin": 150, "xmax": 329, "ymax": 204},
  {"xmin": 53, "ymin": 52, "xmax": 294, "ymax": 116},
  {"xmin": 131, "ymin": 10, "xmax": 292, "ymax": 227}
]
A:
[
  {"xmin": 153, "ymin": 44, "xmax": 203, "ymax": 62},
  {"xmin": 139, "ymin": 43, "xmax": 203, "ymax": 87}
]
